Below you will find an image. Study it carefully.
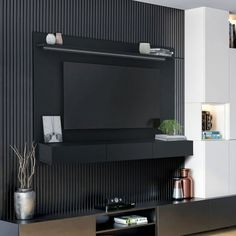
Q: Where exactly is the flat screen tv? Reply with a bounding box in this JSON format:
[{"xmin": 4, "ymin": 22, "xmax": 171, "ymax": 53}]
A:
[{"xmin": 63, "ymin": 62, "xmax": 161, "ymax": 130}]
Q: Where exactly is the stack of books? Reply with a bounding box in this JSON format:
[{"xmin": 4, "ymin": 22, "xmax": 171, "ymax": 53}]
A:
[
  {"xmin": 114, "ymin": 215, "xmax": 148, "ymax": 225},
  {"xmin": 229, "ymin": 22, "xmax": 236, "ymax": 48},
  {"xmin": 155, "ymin": 134, "xmax": 187, "ymax": 141},
  {"xmin": 202, "ymin": 131, "xmax": 222, "ymax": 140},
  {"xmin": 149, "ymin": 48, "xmax": 174, "ymax": 57}
]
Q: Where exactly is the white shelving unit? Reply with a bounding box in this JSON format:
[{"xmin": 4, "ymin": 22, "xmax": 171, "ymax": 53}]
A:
[
  {"xmin": 229, "ymin": 49, "xmax": 236, "ymax": 139},
  {"xmin": 185, "ymin": 7, "xmax": 234, "ymax": 198},
  {"xmin": 229, "ymin": 32, "xmax": 236, "ymax": 195}
]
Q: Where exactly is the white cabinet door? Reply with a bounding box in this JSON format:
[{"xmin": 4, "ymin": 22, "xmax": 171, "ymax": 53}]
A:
[
  {"xmin": 205, "ymin": 8, "xmax": 229, "ymax": 103},
  {"xmin": 185, "ymin": 141, "xmax": 206, "ymax": 198},
  {"xmin": 185, "ymin": 8, "xmax": 205, "ymax": 103},
  {"xmin": 205, "ymin": 141, "xmax": 229, "ymax": 197},
  {"xmin": 230, "ymin": 50, "xmax": 236, "ymax": 139},
  {"xmin": 229, "ymin": 141, "xmax": 236, "ymax": 194},
  {"xmin": 185, "ymin": 7, "xmax": 229, "ymax": 103},
  {"xmin": 185, "ymin": 103, "xmax": 202, "ymax": 140}
]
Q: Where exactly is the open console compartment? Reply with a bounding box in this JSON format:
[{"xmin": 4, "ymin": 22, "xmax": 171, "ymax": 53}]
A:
[{"xmin": 96, "ymin": 208, "xmax": 156, "ymax": 236}]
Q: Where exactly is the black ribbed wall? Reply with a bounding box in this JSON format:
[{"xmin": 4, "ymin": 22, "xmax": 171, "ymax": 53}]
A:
[
  {"xmin": 0, "ymin": 0, "xmax": 185, "ymax": 220},
  {"xmin": 35, "ymin": 158, "xmax": 184, "ymax": 216}
]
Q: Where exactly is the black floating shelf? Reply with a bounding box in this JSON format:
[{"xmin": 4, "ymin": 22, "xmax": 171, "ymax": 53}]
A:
[
  {"xmin": 38, "ymin": 140, "xmax": 193, "ymax": 165},
  {"xmin": 38, "ymin": 44, "xmax": 171, "ymax": 61}
]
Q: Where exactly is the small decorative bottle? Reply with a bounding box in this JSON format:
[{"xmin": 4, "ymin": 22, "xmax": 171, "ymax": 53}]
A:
[
  {"xmin": 55, "ymin": 32, "xmax": 63, "ymax": 45},
  {"xmin": 173, "ymin": 178, "xmax": 184, "ymax": 200},
  {"xmin": 181, "ymin": 168, "xmax": 193, "ymax": 199}
]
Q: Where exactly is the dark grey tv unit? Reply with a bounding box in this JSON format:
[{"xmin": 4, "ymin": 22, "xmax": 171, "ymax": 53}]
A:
[{"xmin": 1, "ymin": 196, "xmax": 236, "ymax": 236}]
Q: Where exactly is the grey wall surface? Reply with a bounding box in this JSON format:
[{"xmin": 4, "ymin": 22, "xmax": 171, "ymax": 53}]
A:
[{"xmin": 0, "ymin": 0, "xmax": 184, "ymax": 219}]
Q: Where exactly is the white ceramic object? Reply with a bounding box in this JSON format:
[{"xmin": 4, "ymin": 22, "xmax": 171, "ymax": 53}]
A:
[
  {"xmin": 139, "ymin": 43, "xmax": 151, "ymax": 54},
  {"xmin": 46, "ymin": 33, "xmax": 56, "ymax": 45},
  {"xmin": 55, "ymin": 32, "xmax": 63, "ymax": 45}
]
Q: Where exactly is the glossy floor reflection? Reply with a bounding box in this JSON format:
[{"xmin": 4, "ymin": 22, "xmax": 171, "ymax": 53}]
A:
[{"xmin": 194, "ymin": 227, "xmax": 236, "ymax": 236}]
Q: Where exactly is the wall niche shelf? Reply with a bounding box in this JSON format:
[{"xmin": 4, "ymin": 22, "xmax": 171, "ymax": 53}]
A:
[
  {"xmin": 202, "ymin": 103, "xmax": 230, "ymax": 141},
  {"xmin": 38, "ymin": 44, "xmax": 172, "ymax": 62},
  {"xmin": 229, "ymin": 14, "xmax": 236, "ymax": 24},
  {"xmin": 38, "ymin": 140, "xmax": 193, "ymax": 165},
  {"xmin": 229, "ymin": 14, "xmax": 236, "ymax": 48}
]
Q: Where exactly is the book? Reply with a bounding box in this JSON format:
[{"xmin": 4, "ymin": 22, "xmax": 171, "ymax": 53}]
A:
[
  {"xmin": 114, "ymin": 215, "xmax": 148, "ymax": 225},
  {"xmin": 155, "ymin": 134, "xmax": 187, "ymax": 141},
  {"xmin": 202, "ymin": 131, "xmax": 222, "ymax": 140},
  {"xmin": 129, "ymin": 215, "xmax": 148, "ymax": 224},
  {"xmin": 114, "ymin": 216, "xmax": 136, "ymax": 225},
  {"xmin": 149, "ymin": 48, "xmax": 174, "ymax": 57},
  {"xmin": 229, "ymin": 22, "xmax": 236, "ymax": 48},
  {"xmin": 233, "ymin": 24, "xmax": 236, "ymax": 48}
]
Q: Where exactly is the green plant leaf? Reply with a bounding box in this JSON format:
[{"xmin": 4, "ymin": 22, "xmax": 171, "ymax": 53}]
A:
[{"xmin": 158, "ymin": 119, "xmax": 182, "ymax": 135}]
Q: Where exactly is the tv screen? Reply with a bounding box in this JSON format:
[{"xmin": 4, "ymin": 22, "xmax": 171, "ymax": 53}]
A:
[{"xmin": 63, "ymin": 62, "xmax": 161, "ymax": 130}]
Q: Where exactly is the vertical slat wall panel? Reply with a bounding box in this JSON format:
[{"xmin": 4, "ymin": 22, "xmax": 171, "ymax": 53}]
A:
[
  {"xmin": 175, "ymin": 59, "xmax": 185, "ymax": 131},
  {"xmin": 0, "ymin": 0, "xmax": 185, "ymax": 220},
  {"xmin": 32, "ymin": 158, "xmax": 184, "ymax": 217},
  {"xmin": 0, "ymin": 0, "xmax": 3, "ymax": 217}
]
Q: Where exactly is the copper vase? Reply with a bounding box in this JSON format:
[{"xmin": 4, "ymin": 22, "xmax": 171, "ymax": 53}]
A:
[{"xmin": 181, "ymin": 168, "xmax": 193, "ymax": 199}]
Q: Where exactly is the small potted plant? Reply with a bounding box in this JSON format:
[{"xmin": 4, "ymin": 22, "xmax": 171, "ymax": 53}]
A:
[
  {"xmin": 11, "ymin": 143, "xmax": 36, "ymax": 220},
  {"xmin": 158, "ymin": 119, "xmax": 182, "ymax": 135}
]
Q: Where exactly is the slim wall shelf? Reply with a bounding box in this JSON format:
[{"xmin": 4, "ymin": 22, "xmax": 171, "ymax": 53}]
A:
[
  {"xmin": 38, "ymin": 140, "xmax": 193, "ymax": 164},
  {"xmin": 38, "ymin": 44, "xmax": 172, "ymax": 62}
]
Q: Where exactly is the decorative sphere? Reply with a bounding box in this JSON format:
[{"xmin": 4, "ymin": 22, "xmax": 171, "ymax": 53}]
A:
[{"xmin": 46, "ymin": 33, "xmax": 56, "ymax": 45}]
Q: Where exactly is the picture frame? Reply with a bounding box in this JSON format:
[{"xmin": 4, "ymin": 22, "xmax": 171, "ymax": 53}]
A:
[{"xmin": 42, "ymin": 116, "xmax": 63, "ymax": 143}]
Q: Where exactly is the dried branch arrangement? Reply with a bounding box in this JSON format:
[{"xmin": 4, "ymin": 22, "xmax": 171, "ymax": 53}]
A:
[{"xmin": 10, "ymin": 143, "xmax": 37, "ymax": 189}]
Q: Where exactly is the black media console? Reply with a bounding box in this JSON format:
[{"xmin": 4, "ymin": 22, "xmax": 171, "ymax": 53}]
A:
[{"xmin": 1, "ymin": 196, "xmax": 236, "ymax": 236}]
